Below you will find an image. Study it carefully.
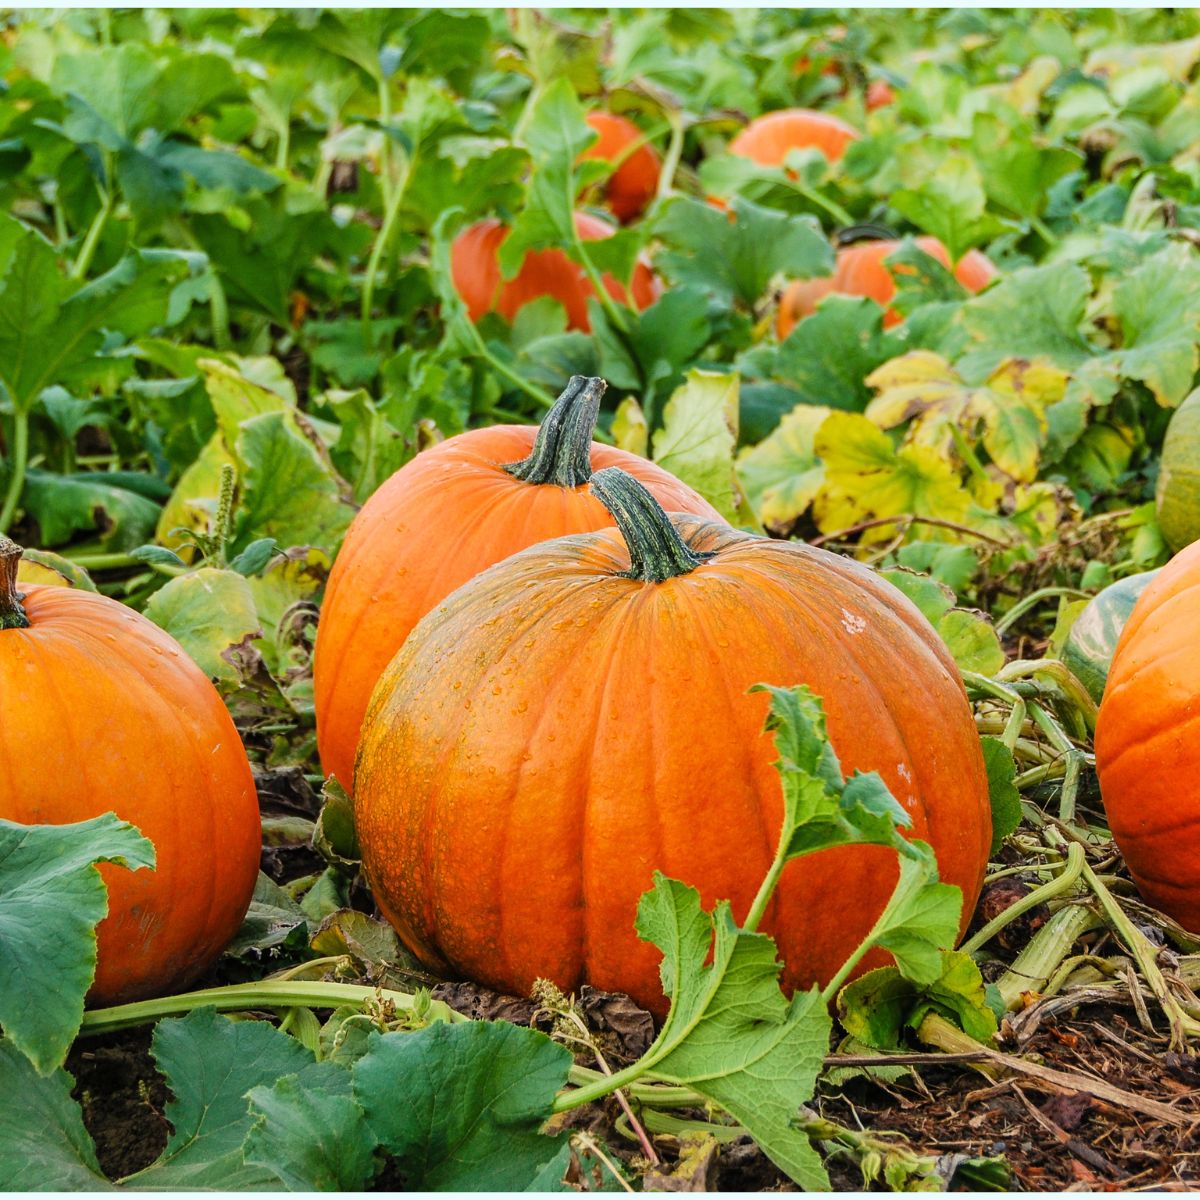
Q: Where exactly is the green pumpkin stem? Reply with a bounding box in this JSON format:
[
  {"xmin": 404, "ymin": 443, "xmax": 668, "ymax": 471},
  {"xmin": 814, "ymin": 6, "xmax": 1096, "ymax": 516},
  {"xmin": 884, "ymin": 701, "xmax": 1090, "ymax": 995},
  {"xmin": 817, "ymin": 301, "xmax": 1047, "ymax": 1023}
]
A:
[
  {"xmin": 504, "ymin": 375, "xmax": 607, "ymax": 488},
  {"xmin": 590, "ymin": 467, "xmax": 713, "ymax": 583},
  {"xmin": 0, "ymin": 535, "xmax": 29, "ymax": 630}
]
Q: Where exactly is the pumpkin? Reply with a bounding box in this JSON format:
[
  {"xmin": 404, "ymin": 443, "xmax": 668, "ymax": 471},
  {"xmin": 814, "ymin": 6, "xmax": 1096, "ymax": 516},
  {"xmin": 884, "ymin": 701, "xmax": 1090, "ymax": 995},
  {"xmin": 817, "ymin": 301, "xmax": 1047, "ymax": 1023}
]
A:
[
  {"xmin": 777, "ymin": 236, "xmax": 997, "ymax": 338},
  {"xmin": 450, "ymin": 212, "xmax": 657, "ymax": 332},
  {"xmin": 866, "ymin": 79, "xmax": 896, "ymax": 109},
  {"xmin": 0, "ymin": 535, "xmax": 261, "ymax": 1006},
  {"xmin": 581, "ymin": 112, "xmax": 661, "ymax": 224},
  {"xmin": 729, "ymin": 107, "xmax": 860, "ymax": 168},
  {"xmin": 1062, "ymin": 570, "xmax": 1160, "ymax": 703},
  {"xmin": 314, "ymin": 378, "xmax": 723, "ymax": 793},
  {"xmin": 1095, "ymin": 539, "xmax": 1200, "ymax": 930},
  {"xmin": 355, "ymin": 468, "xmax": 992, "ymax": 1016},
  {"xmin": 1156, "ymin": 387, "xmax": 1200, "ymax": 553}
]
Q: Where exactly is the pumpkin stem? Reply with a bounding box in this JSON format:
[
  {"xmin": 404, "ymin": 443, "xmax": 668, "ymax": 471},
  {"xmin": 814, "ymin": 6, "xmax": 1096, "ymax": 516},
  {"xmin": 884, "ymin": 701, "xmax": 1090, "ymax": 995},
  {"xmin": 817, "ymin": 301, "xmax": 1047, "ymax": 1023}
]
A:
[
  {"xmin": 503, "ymin": 375, "xmax": 607, "ymax": 488},
  {"xmin": 0, "ymin": 534, "xmax": 29, "ymax": 630},
  {"xmin": 590, "ymin": 467, "xmax": 713, "ymax": 583}
]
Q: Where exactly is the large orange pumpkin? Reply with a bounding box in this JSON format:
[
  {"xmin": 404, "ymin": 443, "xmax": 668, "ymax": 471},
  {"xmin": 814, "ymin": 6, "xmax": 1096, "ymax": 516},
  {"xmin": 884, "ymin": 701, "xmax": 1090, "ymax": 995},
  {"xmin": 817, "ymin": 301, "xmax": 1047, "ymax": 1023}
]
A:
[
  {"xmin": 581, "ymin": 112, "xmax": 661, "ymax": 224},
  {"xmin": 729, "ymin": 107, "xmax": 861, "ymax": 168},
  {"xmin": 314, "ymin": 378, "xmax": 723, "ymax": 793},
  {"xmin": 0, "ymin": 535, "xmax": 261, "ymax": 1005},
  {"xmin": 777, "ymin": 236, "xmax": 997, "ymax": 338},
  {"xmin": 1095, "ymin": 539, "xmax": 1200, "ymax": 929},
  {"xmin": 355, "ymin": 469, "xmax": 992, "ymax": 1016},
  {"xmin": 450, "ymin": 212, "xmax": 657, "ymax": 332}
]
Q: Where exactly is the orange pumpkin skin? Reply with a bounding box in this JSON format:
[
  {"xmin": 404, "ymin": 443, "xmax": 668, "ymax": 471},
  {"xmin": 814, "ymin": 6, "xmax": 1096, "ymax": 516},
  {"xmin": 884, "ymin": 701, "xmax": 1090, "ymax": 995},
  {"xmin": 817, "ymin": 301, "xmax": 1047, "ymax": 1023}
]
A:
[
  {"xmin": 1096, "ymin": 539, "xmax": 1200, "ymax": 929},
  {"xmin": 581, "ymin": 112, "xmax": 661, "ymax": 224},
  {"xmin": 355, "ymin": 477, "xmax": 991, "ymax": 1017},
  {"xmin": 450, "ymin": 212, "xmax": 658, "ymax": 332},
  {"xmin": 777, "ymin": 237, "xmax": 997, "ymax": 338},
  {"xmin": 730, "ymin": 107, "xmax": 860, "ymax": 168},
  {"xmin": 866, "ymin": 79, "xmax": 896, "ymax": 110},
  {"xmin": 313, "ymin": 383, "xmax": 723, "ymax": 794},
  {"xmin": 0, "ymin": 558, "xmax": 261, "ymax": 1006}
]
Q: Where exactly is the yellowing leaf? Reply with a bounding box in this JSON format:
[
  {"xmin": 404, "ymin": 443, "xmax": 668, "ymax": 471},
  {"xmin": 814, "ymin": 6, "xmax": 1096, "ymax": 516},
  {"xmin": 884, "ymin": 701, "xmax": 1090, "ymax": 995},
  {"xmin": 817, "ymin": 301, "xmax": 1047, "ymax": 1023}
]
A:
[
  {"xmin": 652, "ymin": 369, "xmax": 744, "ymax": 523},
  {"xmin": 813, "ymin": 412, "xmax": 973, "ymax": 540},
  {"xmin": 612, "ymin": 395, "xmax": 649, "ymax": 458},
  {"xmin": 736, "ymin": 404, "xmax": 830, "ymax": 530}
]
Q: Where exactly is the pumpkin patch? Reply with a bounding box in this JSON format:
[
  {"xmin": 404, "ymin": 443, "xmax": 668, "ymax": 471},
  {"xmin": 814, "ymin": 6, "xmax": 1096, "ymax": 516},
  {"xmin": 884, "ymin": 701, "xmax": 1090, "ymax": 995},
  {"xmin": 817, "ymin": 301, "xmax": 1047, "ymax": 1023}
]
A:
[{"xmin": 1, "ymin": 7, "xmax": 1199, "ymax": 1192}]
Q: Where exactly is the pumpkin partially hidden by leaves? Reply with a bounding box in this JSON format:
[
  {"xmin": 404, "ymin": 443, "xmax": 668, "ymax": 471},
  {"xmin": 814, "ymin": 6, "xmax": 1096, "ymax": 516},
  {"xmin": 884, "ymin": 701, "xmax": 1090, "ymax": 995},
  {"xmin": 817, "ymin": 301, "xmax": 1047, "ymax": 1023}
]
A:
[
  {"xmin": 0, "ymin": 536, "xmax": 261, "ymax": 1006},
  {"xmin": 778, "ymin": 237, "xmax": 997, "ymax": 338},
  {"xmin": 450, "ymin": 212, "xmax": 657, "ymax": 332},
  {"xmin": 1096, "ymin": 540, "xmax": 1200, "ymax": 931},
  {"xmin": 355, "ymin": 469, "xmax": 991, "ymax": 1017},
  {"xmin": 1062, "ymin": 570, "xmax": 1160, "ymax": 704},
  {"xmin": 1156, "ymin": 387, "xmax": 1200, "ymax": 553},
  {"xmin": 581, "ymin": 111, "xmax": 661, "ymax": 224},
  {"xmin": 314, "ymin": 378, "xmax": 722, "ymax": 793},
  {"xmin": 729, "ymin": 107, "xmax": 860, "ymax": 167}
]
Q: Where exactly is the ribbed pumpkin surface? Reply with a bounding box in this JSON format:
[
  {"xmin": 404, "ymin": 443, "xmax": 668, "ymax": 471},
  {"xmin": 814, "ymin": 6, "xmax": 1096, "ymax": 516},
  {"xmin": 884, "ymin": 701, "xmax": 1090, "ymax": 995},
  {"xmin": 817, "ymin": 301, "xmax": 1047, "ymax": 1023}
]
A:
[
  {"xmin": 0, "ymin": 584, "xmax": 261, "ymax": 1005},
  {"xmin": 355, "ymin": 514, "xmax": 991, "ymax": 1016},
  {"xmin": 1096, "ymin": 539, "xmax": 1200, "ymax": 929},
  {"xmin": 314, "ymin": 427, "xmax": 722, "ymax": 792}
]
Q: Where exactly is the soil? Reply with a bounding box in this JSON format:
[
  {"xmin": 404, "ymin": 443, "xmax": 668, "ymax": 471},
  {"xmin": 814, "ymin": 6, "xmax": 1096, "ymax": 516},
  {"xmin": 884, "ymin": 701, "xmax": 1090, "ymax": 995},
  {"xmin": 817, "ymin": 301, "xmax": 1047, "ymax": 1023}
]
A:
[{"xmin": 67, "ymin": 1028, "xmax": 169, "ymax": 1181}]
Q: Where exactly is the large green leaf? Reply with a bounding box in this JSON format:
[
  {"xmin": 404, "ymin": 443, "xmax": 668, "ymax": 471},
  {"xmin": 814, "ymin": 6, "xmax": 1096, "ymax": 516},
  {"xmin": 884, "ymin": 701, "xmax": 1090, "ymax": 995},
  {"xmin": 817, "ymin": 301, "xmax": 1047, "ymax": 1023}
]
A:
[
  {"xmin": 353, "ymin": 1022, "xmax": 573, "ymax": 1190},
  {"xmin": 0, "ymin": 1040, "xmax": 111, "ymax": 1190},
  {"xmin": 0, "ymin": 815, "xmax": 154, "ymax": 1075}
]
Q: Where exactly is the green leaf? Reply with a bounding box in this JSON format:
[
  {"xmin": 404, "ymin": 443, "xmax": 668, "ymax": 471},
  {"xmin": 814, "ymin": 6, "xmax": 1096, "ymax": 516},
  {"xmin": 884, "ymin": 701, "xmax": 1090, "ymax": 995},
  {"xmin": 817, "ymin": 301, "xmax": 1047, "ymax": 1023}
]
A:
[
  {"xmin": 838, "ymin": 950, "xmax": 998, "ymax": 1050},
  {"xmin": 969, "ymin": 110, "xmax": 1082, "ymax": 220},
  {"xmin": 981, "ymin": 736, "xmax": 1022, "ymax": 855},
  {"xmin": 936, "ymin": 607, "xmax": 1006, "ymax": 674},
  {"xmin": 142, "ymin": 567, "xmax": 262, "ymax": 688},
  {"xmin": 20, "ymin": 468, "xmax": 163, "ymax": 551},
  {"xmin": 353, "ymin": 1022, "xmax": 572, "ymax": 1190},
  {"xmin": 751, "ymin": 683, "xmax": 916, "ymax": 862},
  {"xmin": 0, "ymin": 1040, "xmax": 110, "ymax": 1190},
  {"xmin": 651, "ymin": 369, "xmax": 743, "ymax": 522},
  {"xmin": 127, "ymin": 1008, "xmax": 334, "ymax": 1189},
  {"xmin": 634, "ymin": 877, "xmax": 832, "ymax": 1189},
  {"xmin": 0, "ymin": 815, "xmax": 154, "ymax": 1075},
  {"xmin": 0, "ymin": 221, "xmax": 187, "ymax": 412},
  {"xmin": 768, "ymin": 297, "xmax": 902, "ymax": 412},
  {"xmin": 891, "ymin": 151, "xmax": 1010, "ymax": 261},
  {"xmin": 499, "ymin": 78, "xmax": 596, "ymax": 278},
  {"xmin": 654, "ymin": 195, "xmax": 832, "ymax": 310},
  {"xmin": 245, "ymin": 1066, "xmax": 379, "ymax": 1191},
  {"xmin": 226, "ymin": 872, "xmax": 311, "ymax": 958},
  {"xmin": 234, "ymin": 410, "xmax": 357, "ymax": 556},
  {"xmin": 860, "ymin": 844, "xmax": 964, "ymax": 985}
]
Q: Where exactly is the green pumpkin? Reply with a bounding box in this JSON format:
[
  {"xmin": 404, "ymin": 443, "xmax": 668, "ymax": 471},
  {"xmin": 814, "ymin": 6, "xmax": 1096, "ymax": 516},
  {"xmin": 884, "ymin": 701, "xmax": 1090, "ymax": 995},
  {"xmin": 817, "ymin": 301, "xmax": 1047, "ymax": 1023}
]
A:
[
  {"xmin": 1063, "ymin": 570, "xmax": 1160, "ymax": 703},
  {"xmin": 1157, "ymin": 387, "xmax": 1200, "ymax": 552}
]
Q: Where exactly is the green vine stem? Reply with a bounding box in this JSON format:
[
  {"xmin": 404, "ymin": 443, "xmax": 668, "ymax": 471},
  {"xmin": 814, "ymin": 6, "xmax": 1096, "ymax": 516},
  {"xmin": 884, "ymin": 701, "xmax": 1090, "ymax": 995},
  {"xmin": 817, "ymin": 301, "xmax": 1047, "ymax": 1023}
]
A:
[
  {"xmin": 0, "ymin": 410, "xmax": 30, "ymax": 535},
  {"xmin": 504, "ymin": 376, "xmax": 606, "ymax": 487},
  {"xmin": 81, "ymin": 980, "xmax": 467, "ymax": 1035},
  {"xmin": 361, "ymin": 144, "xmax": 416, "ymax": 330},
  {"xmin": 996, "ymin": 658, "xmax": 1098, "ymax": 733},
  {"xmin": 590, "ymin": 468, "xmax": 714, "ymax": 584},
  {"xmin": 994, "ymin": 586, "xmax": 1090, "ymax": 635},
  {"xmin": 0, "ymin": 535, "xmax": 30, "ymax": 630},
  {"xmin": 962, "ymin": 843, "xmax": 1085, "ymax": 956},
  {"xmin": 994, "ymin": 902, "xmax": 1100, "ymax": 1011},
  {"xmin": 1078, "ymin": 859, "xmax": 1200, "ymax": 1044}
]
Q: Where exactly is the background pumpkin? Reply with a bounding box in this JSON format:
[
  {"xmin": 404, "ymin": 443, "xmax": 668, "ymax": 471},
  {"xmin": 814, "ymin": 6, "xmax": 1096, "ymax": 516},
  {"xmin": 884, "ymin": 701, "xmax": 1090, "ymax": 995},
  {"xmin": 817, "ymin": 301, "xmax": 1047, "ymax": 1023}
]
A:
[
  {"xmin": 1062, "ymin": 570, "xmax": 1161, "ymax": 703},
  {"xmin": 450, "ymin": 212, "xmax": 657, "ymax": 332},
  {"xmin": 313, "ymin": 378, "xmax": 723, "ymax": 792},
  {"xmin": 354, "ymin": 468, "xmax": 992, "ymax": 1017},
  {"xmin": 1095, "ymin": 539, "xmax": 1200, "ymax": 931},
  {"xmin": 0, "ymin": 535, "xmax": 261, "ymax": 1006},
  {"xmin": 777, "ymin": 236, "xmax": 997, "ymax": 338},
  {"xmin": 581, "ymin": 111, "xmax": 661, "ymax": 224},
  {"xmin": 729, "ymin": 107, "xmax": 861, "ymax": 168},
  {"xmin": 1156, "ymin": 387, "xmax": 1200, "ymax": 553}
]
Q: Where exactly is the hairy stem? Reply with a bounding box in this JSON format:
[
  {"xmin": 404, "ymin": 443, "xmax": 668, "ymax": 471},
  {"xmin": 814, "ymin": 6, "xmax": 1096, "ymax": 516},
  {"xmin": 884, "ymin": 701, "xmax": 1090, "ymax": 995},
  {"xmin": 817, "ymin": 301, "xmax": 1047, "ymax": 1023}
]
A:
[{"xmin": 0, "ymin": 411, "xmax": 30, "ymax": 535}]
